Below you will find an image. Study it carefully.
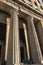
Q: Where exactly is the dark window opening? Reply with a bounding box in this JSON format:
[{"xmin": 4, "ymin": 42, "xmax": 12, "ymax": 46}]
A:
[
  {"xmin": 20, "ymin": 47, "xmax": 25, "ymax": 62},
  {"xmin": 0, "ymin": 45, "xmax": 1, "ymax": 60},
  {"xmin": 19, "ymin": 28, "xmax": 28, "ymax": 63},
  {"xmin": 0, "ymin": 22, "xmax": 6, "ymax": 64},
  {"xmin": 19, "ymin": 18, "xmax": 28, "ymax": 63},
  {"xmin": 0, "ymin": 22, "xmax": 6, "ymax": 41},
  {"xmin": 19, "ymin": 18, "xmax": 33, "ymax": 64},
  {"xmin": 0, "ymin": 11, "xmax": 10, "ymax": 65}
]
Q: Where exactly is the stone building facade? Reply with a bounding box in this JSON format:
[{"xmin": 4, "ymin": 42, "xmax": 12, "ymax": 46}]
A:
[{"xmin": 0, "ymin": 0, "xmax": 43, "ymax": 65}]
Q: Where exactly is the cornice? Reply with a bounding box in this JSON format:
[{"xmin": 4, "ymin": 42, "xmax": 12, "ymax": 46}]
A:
[{"xmin": 0, "ymin": 0, "xmax": 43, "ymax": 21}]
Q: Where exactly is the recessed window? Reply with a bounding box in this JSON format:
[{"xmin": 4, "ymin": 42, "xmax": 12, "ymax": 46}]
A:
[
  {"xmin": 0, "ymin": 45, "xmax": 1, "ymax": 60},
  {"xmin": 19, "ymin": 18, "xmax": 33, "ymax": 64},
  {"xmin": 0, "ymin": 11, "xmax": 10, "ymax": 64},
  {"xmin": 19, "ymin": 18, "xmax": 28, "ymax": 63},
  {"xmin": 0, "ymin": 22, "xmax": 6, "ymax": 65}
]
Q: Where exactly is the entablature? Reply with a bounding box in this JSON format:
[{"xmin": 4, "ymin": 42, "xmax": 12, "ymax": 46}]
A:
[
  {"xmin": 0, "ymin": 0, "xmax": 43, "ymax": 21},
  {"xmin": 12, "ymin": 0, "xmax": 43, "ymax": 13}
]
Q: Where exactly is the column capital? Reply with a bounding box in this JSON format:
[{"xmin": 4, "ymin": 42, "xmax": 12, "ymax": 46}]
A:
[
  {"xmin": 10, "ymin": 9, "xmax": 19, "ymax": 16},
  {"xmin": 26, "ymin": 16, "xmax": 33, "ymax": 21}
]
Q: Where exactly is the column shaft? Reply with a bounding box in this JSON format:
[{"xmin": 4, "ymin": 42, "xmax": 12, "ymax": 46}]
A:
[
  {"xmin": 34, "ymin": 21, "xmax": 43, "ymax": 54},
  {"xmin": 13, "ymin": 10, "xmax": 20, "ymax": 64},
  {"xmin": 27, "ymin": 16, "xmax": 42, "ymax": 63},
  {"xmin": 31, "ymin": 17, "xmax": 43, "ymax": 62}
]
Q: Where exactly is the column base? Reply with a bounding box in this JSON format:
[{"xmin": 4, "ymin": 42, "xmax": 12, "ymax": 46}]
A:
[
  {"xmin": 14, "ymin": 63, "xmax": 23, "ymax": 65},
  {"xmin": 5, "ymin": 63, "xmax": 24, "ymax": 65},
  {"xmin": 1, "ymin": 60, "xmax": 6, "ymax": 65},
  {"xmin": 14, "ymin": 63, "xmax": 43, "ymax": 65}
]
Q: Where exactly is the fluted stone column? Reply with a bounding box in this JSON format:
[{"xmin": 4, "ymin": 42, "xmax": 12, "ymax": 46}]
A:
[
  {"xmin": 26, "ymin": 16, "xmax": 43, "ymax": 63},
  {"xmin": 12, "ymin": 9, "xmax": 20, "ymax": 64},
  {"xmin": 5, "ymin": 9, "xmax": 21, "ymax": 65},
  {"xmin": 34, "ymin": 21, "xmax": 43, "ymax": 55}
]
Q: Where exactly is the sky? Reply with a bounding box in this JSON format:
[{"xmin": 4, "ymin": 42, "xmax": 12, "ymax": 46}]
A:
[{"xmin": 42, "ymin": 0, "xmax": 43, "ymax": 2}]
